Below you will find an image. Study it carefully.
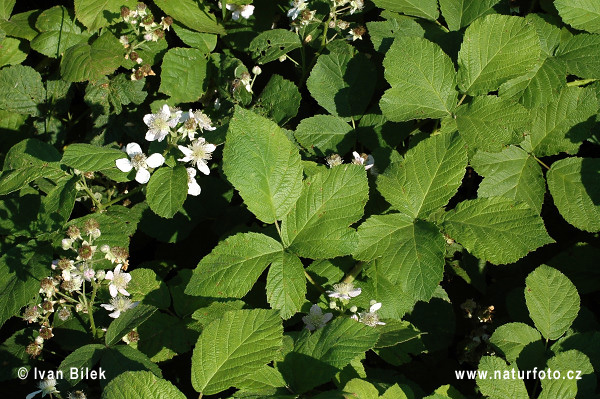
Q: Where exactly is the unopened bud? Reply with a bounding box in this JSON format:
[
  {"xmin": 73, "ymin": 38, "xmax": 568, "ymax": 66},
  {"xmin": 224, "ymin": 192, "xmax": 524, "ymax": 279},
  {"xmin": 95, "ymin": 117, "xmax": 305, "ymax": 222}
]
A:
[{"xmin": 252, "ymin": 66, "xmax": 262, "ymax": 75}]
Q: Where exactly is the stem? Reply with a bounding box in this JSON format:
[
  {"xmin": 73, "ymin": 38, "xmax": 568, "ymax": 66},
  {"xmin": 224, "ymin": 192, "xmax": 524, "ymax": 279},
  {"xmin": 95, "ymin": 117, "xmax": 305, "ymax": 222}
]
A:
[
  {"xmin": 533, "ymin": 155, "xmax": 551, "ymax": 170},
  {"xmin": 434, "ymin": 19, "xmax": 450, "ymax": 33},
  {"xmin": 87, "ymin": 283, "xmax": 98, "ymax": 338},
  {"xmin": 81, "ymin": 177, "xmax": 102, "ymax": 211},
  {"xmin": 100, "ymin": 185, "xmax": 143, "ymax": 209},
  {"xmin": 274, "ymin": 219, "xmax": 283, "ymax": 241},
  {"xmin": 342, "ymin": 262, "xmax": 365, "ymax": 284},
  {"xmin": 567, "ymin": 78, "xmax": 598, "ymax": 87},
  {"xmin": 304, "ymin": 270, "xmax": 326, "ymax": 294},
  {"xmin": 457, "ymin": 94, "xmax": 468, "ymax": 107},
  {"xmin": 350, "ymin": 117, "xmax": 356, "ymax": 130}
]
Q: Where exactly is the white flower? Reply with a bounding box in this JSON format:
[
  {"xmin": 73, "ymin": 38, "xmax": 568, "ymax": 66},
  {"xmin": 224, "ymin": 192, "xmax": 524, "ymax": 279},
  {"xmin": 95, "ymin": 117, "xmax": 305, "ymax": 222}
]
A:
[
  {"xmin": 178, "ymin": 109, "xmax": 216, "ymax": 140},
  {"xmin": 226, "ymin": 3, "xmax": 255, "ymax": 20},
  {"xmin": 115, "ymin": 143, "xmax": 165, "ymax": 184},
  {"xmin": 302, "ymin": 304, "xmax": 333, "ymax": 331},
  {"xmin": 352, "ymin": 151, "xmax": 374, "ymax": 170},
  {"xmin": 326, "ymin": 282, "xmax": 361, "ymax": 300},
  {"xmin": 143, "ymin": 104, "xmax": 180, "ymax": 142},
  {"xmin": 355, "ymin": 302, "xmax": 386, "ymax": 327},
  {"xmin": 104, "ymin": 264, "xmax": 132, "ymax": 297},
  {"xmin": 186, "ymin": 168, "xmax": 201, "ymax": 196},
  {"xmin": 100, "ymin": 296, "xmax": 138, "ymax": 318},
  {"xmin": 349, "ymin": 0, "xmax": 364, "ymax": 14},
  {"xmin": 178, "ymin": 138, "xmax": 216, "ymax": 175},
  {"xmin": 26, "ymin": 378, "xmax": 59, "ymax": 399},
  {"xmin": 288, "ymin": 0, "xmax": 308, "ymax": 20},
  {"xmin": 82, "ymin": 267, "xmax": 95, "ymax": 282}
]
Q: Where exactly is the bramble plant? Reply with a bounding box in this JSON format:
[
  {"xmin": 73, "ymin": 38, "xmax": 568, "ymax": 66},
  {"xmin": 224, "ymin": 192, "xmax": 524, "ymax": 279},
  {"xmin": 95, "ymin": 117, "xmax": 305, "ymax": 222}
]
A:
[{"xmin": 0, "ymin": 0, "xmax": 599, "ymax": 398}]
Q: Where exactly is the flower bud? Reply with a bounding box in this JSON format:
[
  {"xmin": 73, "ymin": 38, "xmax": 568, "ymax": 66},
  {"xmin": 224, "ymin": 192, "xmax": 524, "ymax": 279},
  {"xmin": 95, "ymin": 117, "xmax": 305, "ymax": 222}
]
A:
[
  {"xmin": 62, "ymin": 238, "xmax": 73, "ymax": 250},
  {"xmin": 252, "ymin": 66, "xmax": 262, "ymax": 75},
  {"xmin": 350, "ymin": 306, "xmax": 358, "ymax": 313}
]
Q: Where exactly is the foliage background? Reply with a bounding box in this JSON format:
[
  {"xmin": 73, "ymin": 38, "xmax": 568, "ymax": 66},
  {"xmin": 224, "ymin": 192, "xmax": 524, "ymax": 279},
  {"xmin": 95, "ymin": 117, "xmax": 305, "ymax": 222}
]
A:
[{"xmin": 0, "ymin": 0, "xmax": 599, "ymax": 398}]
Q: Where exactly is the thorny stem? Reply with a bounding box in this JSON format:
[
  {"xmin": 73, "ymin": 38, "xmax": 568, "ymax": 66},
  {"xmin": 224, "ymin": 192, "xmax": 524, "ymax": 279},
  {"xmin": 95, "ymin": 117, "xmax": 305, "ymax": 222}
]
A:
[
  {"xmin": 342, "ymin": 262, "xmax": 365, "ymax": 284},
  {"xmin": 81, "ymin": 176, "xmax": 102, "ymax": 211},
  {"xmin": 101, "ymin": 185, "xmax": 144, "ymax": 209},
  {"xmin": 87, "ymin": 283, "xmax": 98, "ymax": 338}
]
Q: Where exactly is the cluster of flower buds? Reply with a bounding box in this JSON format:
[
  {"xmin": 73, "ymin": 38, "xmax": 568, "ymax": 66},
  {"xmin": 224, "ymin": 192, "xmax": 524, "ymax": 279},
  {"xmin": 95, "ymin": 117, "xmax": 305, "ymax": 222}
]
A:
[
  {"xmin": 115, "ymin": 105, "xmax": 217, "ymax": 195},
  {"xmin": 325, "ymin": 151, "xmax": 375, "ymax": 172},
  {"xmin": 119, "ymin": 3, "xmax": 172, "ymax": 80}
]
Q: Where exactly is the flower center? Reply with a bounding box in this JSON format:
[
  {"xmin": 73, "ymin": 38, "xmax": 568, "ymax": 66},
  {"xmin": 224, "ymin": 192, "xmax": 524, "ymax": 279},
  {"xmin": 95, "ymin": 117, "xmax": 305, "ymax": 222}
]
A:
[
  {"xmin": 150, "ymin": 115, "xmax": 169, "ymax": 132},
  {"xmin": 131, "ymin": 153, "xmax": 147, "ymax": 169},
  {"xmin": 361, "ymin": 312, "xmax": 379, "ymax": 327},
  {"xmin": 112, "ymin": 273, "xmax": 128, "ymax": 289}
]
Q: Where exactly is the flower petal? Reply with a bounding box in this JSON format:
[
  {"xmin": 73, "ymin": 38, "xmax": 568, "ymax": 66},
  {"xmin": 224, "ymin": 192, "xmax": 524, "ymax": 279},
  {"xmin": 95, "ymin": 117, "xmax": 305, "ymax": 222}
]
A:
[
  {"xmin": 26, "ymin": 389, "xmax": 42, "ymax": 399},
  {"xmin": 322, "ymin": 312, "xmax": 333, "ymax": 323},
  {"xmin": 178, "ymin": 145, "xmax": 193, "ymax": 157},
  {"xmin": 197, "ymin": 161, "xmax": 210, "ymax": 175},
  {"xmin": 309, "ymin": 304, "xmax": 322, "ymax": 315},
  {"xmin": 105, "ymin": 271, "xmax": 114, "ymax": 280},
  {"xmin": 115, "ymin": 158, "xmax": 133, "ymax": 173},
  {"xmin": 143, "ymin": 114, "xmax": 153, "ymax": 126},
  {"xmin": 135, "ymin": 168, "xmax": 151, "ymax": 184},
  {"xmin": 145, "ymin": 131, "xmax": 158, "ymax": 141},
  {"xmin": 146, "ymin": 153, "xmax": 165, "ymax": 168},
  {"xmin": 188, "ymin": 180, "xmax": 201, "ymax": 196},
  {"xmin": 348, "ymin": 288, "xmax": 362, "ymax": 297},
  {"xmin": 186, "ymin": 167, "xmax": 197, "ymax": 178},
  {"xmin": 370, "ymin": 302, "xmax": 382, "ymax": 312},
  {"xmin": 119, "ymin": 288, "xmax": 131, "ymax": 296},
  {"xmin": 109, "ymin": 285, "xmax": 118, "ymax": 297},
  {"xmin": 204, "ymin": 143, "xmax": 217, "ymax": 153},
  {"xmin": 100, "ymin": 304, "xmax": 115, "ymax": 311},
  {"xmin": 109, "ymin": 310, "xmax": 121, "ymax": 318},
  {"xmin": 125, "ymin": 143, "xmax": 142, "ymax": 157}
]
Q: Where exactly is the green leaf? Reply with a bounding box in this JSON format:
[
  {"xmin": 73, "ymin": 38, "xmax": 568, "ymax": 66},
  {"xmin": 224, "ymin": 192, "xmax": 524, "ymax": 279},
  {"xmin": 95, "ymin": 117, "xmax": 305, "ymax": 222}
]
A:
[
  {"xmin": 249, "ymin": 29, "xmax": 302, "ymax": 64},
  {"xmin": 523, "ymin": 86, "xmax": 598, "ymax": 157},
  {"xmin": 0, "ymin": 243, "xmax": 51, "ymax": 328},
  {"xmin": 0, "ymin": 168, "xmax": 44, "ymax": 196},
  {"xmin": 377, "ymin": 132, "xmax": 468, "ymax": 219},
  {"xmin": 153, "ymin": 0, "xmax": 224, "ymax": 35},
  {"xmin": 556, "ymin": 33, "xmax": 600, "ymax": 79},
  {"xmin": 37, "ymin": 176, "xmax": 78, "ymax": 231},
  {"xmin": 547, "ymin": 157, "xmax": 600, "ymax": 232},
  {"xmin": 471, "ymin": 146, "xmax": 545, "ymax": 214},
  {"xmin": 343, "ymin": 379, "xmax": 379, "ymax": 399},
  {"xmin": 525, "ymin": 265, "xmax": 580, "ymax": 340},
  {"xmin": 237, "ymin": 365, "xmax": 287, "ymax": 392},
  {"xmin": 442, "ymin": 198, "xmax": 554, "ymax": 264},
  {"xmin": 498, "ymin": 57, "xmax": 566, "ymax": 109},
  {"xmin": 159, "ymin": 47, "xmax": 210, "ymax": 103},
  {"xmin": 186, "ymin": 232, "xmax": 282, "ymax": 297},
  {"xmin": 266, "ymin": 251, "xmax": 306, "ymax": 319},
  {"xmin": 527, "ymin": 13, "xmax": 562, "ymax": 56},
  {"xmin": 489, "ymin": 322, "xmax": 542, "ymax": 364},
  {"xmin": 59, "ymin": 344, "xmax": 105, "ymax": 386},
  {"xmin": 107, "ymin": 73, "xmax": 147, "ymax": 113},
  {"xmin": 375, "ymin": 320, "xmax": 421, "ymax": 348},
  {"xmin": 127, "ymin": 268, "xmax": 171, "ymax": 309},
  {"xmin": 74, "ymin": 0, "xmax": 134, "ymax": 31},
  {"xmin": 256, "ymin": 74, "xmax": 301, "ymax": 125},
  {"xmin": 105, "ymin": 304, "xmax": 157, "ymax": 346},
  {"xmin": 223, "ymin": 107, "xmax": 303, "ymax": 223},
  {"xmin": 102, "ymin": 371, "xmax": 186, "ymax": 399},
  {"xmin": 0, "ymin": 0, "xmax": 15, "ymax": 19},
  {"xmin": 438, "ymin": 0, "xmax": 502, "ymax": 31},
  {"xmin": 0, "ymin": 37, "xmax": 27, "ymax": 67},
  {"xmin": 62, "ymin": 144, "xmax": 127, "ymax": 173},
  {"xmin": 476, "ymin": 356, "xmax": 528, "ymax": 399},
  {"xmin": 137, "ymin": 313, "xmax": 196, "ymax": 362},
  {"xmin": 278, "ymin": 318, "xmax": 380, "ymax": 394},
  {"xmin": 455, "ymin": 95, "xmax": 529, "ymax": 152},
  {"xmin": 372, "ymin": 0, "xmax": 439, "ymax": 21},
  {"xmin": 146, "ymin": 165, "xmax": 188, "ymax": 219},
  {"xmin": 367, "ymin": 18, "xmax": 424, "ymax": 53},
  {"xmin": 60, "ymin": 32, "xmax": 123, "ymax": 82},
  {"xmin": 457, "ymin": 15, "xmax": 540, "ymax": 95},
  {"xmin": 0, "ymin": 65, "xmax": 46, "ymax": 115},
  {"xmin": 100, "ymin": 345, "xmax": 162, "ymax": 384},
  {"xmin": 31, "ymin": 6, "xmax": 90, "ymax": 58},
  {"xmin": 307, "ymin": 50, "xmax": 376, "ymax": 118},
  {"xmin": 380, "ymin": 37, "xmax": 458, "ymax": 122},
  {"xmin": 547, "ymin": 242, "xmax": 600, "ymax": 294},
  {"xmin": 0, "ymin": 10, "xmax": 40, "ymax": 40},
  {"xmin": 355, "ymin": 214, "xmax": 446, "ymax": 302},
  {"xmin": 191, "ymin": 309, "xmax": 283, "ymax": 395},
  {"xmin": 281, "ymin": 164, "xmax": 369, "ymax": 259},
  {"xmin": 555, "ymin": 0, "xmax": 600, "ymax": 34},
  {"xmin": 172, "ymin": 23, "xmax": 217, "ymax": 53},
  {"xmin": 294, "ymin": 115, "xmax": 354, "ymax": 156},
  {"xmin": 539, "ymin": 350, "xmax": 596, "ymax": 399}
]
